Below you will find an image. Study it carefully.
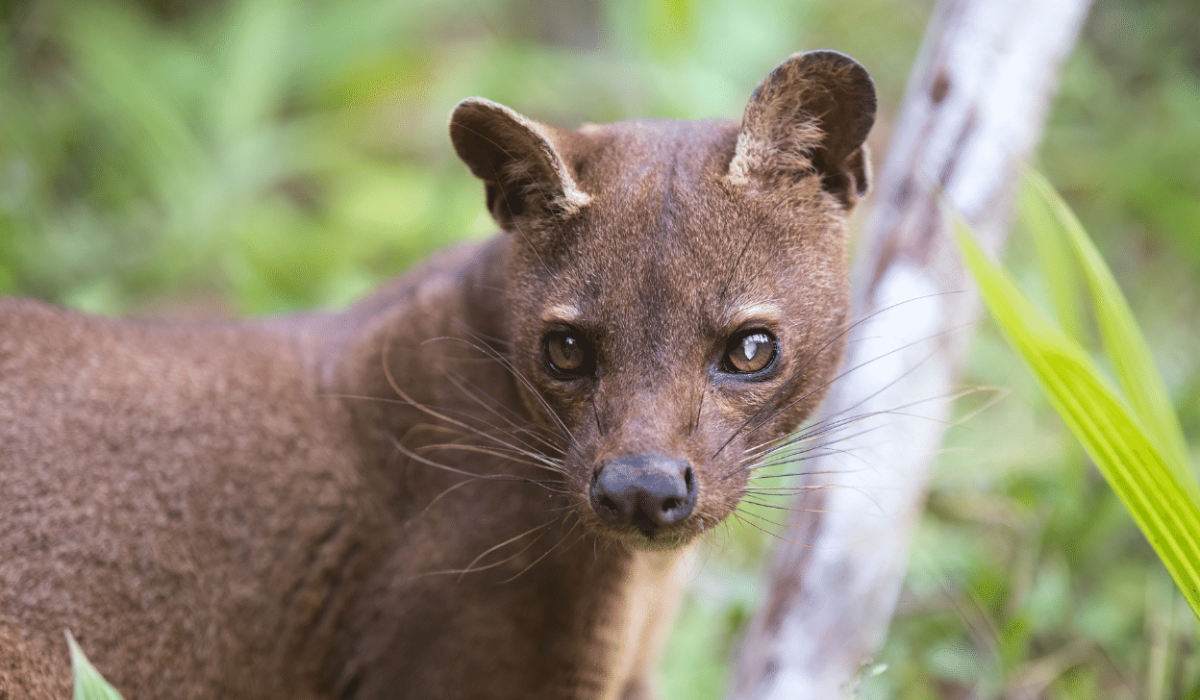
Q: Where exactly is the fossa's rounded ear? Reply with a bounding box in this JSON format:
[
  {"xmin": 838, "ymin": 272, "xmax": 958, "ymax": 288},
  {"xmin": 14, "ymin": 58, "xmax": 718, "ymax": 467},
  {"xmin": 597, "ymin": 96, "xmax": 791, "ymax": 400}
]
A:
[
  {"xmin": 728, "ymin": 50, "xmax": 877, "ymax": 208},
  {"xmin": 449, "ymin": 98, "xmax": 590, "ymax": 231}
]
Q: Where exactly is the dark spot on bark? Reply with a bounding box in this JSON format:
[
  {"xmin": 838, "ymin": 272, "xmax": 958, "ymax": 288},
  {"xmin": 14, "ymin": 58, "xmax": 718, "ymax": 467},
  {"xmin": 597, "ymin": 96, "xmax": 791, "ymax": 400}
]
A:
[
  {"xmin": 938, "ymin": 107, "xmax": 978, "ymax": 187},
  {"xmin": 893, "ymin": 176, "xmax": 913, "ymax": 208},
  {"xmin": 930, "ymin": 70, "xmax": 951, "ymax": 104}
]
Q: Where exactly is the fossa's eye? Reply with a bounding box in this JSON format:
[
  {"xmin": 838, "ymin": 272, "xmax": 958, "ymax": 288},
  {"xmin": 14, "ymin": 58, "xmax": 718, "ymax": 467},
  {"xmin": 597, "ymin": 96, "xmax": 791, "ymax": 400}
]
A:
[
  {"xmin": 544, "ymin": 331, "xmax": 595, "ymax": 377},
  {"xmin": 722, "ymin": 329, "xmax": 778, "ymax": 374}
]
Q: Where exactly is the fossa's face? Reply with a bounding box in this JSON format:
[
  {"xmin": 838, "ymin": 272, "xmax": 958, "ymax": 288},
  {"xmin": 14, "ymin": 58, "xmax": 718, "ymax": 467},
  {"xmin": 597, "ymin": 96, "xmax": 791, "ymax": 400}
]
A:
[{"xmin": 451, "ymin": 51, "xmax": 875, "ymax": 550}]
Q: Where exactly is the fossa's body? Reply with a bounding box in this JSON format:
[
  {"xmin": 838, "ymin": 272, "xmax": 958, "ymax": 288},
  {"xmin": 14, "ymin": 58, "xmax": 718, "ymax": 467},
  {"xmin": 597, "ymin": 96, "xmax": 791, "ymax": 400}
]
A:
[{"xmin": 0, "ymin": 52, "xmax": 875, "ymax": 699}]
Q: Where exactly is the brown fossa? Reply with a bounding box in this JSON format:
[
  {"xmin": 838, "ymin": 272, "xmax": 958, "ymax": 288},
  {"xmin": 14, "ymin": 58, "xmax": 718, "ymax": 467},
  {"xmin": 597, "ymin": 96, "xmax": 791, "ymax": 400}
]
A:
[{"xmin": 0, "ymin": 51, "xmax": 875, "ymax": 699}]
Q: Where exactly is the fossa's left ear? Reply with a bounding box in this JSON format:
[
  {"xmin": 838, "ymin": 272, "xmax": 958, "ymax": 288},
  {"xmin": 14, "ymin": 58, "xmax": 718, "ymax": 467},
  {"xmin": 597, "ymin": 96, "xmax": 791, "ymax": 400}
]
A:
[
  {"xmin": 729, "ymin": 50, "xmax": 877, "ymax": 208},
  {"xmin": 449, "ymin": 98, "xmax": 590, "ymax": 232}
]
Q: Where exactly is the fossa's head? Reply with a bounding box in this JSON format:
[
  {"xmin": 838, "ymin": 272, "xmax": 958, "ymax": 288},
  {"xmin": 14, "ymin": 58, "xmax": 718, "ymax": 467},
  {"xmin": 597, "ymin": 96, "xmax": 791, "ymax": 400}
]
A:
[{"xmin": 450, "ymin": 51, "xmax": 875, "ymax": 551}]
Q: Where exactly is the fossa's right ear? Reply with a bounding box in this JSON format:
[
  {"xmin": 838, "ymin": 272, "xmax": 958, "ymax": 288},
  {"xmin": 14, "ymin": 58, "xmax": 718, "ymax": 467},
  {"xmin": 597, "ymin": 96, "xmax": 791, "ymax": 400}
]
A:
[
  {"xmin": 449, "ymin": 98, "xmax": 590, "ymax": 232},
  {"xmin": 728, "ymin": 50, "xmax": 877, "ymax": 208}
]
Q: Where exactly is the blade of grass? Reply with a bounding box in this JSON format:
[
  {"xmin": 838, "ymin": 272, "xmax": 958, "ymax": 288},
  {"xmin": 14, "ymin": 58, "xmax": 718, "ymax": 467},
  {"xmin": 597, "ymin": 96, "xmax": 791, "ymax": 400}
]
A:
[
  {"xmin": 215, "ymin": 0, "xmax": 294, "ymax": 142},
  {"xmin": 1027, "ymin": 170, "xmax": 1194, "ymax": 486},
  {"xmin": 956, "ymin": 222, "xmax": 1200, "ymax": 620},
  {"xmin": 62, "ymin": 3, "xmax": 204, "ymax": 184},
  {"xmin": 1021, "ymin": 175, "xmax": 1084, "ymax": 344},
  {"xmin": 67, "ymin": 631, "xmax": 126, "ymax": 700}
]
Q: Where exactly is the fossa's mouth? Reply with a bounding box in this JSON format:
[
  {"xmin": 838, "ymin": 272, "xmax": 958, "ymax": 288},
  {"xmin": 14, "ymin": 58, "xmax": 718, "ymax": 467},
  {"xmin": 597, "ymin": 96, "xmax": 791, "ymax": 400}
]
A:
[{"xmin": 601, "ymin": 521, "xmax": 699, "ymax": 553}]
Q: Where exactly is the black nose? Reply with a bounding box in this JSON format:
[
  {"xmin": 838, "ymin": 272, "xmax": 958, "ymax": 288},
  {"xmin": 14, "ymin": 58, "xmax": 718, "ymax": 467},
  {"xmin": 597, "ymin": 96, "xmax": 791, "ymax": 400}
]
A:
[{"xmin": 590, "ymin": 453, "xmax": 696, "ymax": 534}]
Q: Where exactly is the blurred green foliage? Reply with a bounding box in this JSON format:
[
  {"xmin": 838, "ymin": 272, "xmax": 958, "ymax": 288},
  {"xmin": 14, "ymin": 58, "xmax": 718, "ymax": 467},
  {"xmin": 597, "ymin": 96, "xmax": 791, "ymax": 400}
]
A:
[
  {"xmin": 2, "ymin": 0, "xmax": 1198, "ymax": 698},
  {"xmin": 0, "ymin": 0, "xmax": 931, "ymax": 317}
]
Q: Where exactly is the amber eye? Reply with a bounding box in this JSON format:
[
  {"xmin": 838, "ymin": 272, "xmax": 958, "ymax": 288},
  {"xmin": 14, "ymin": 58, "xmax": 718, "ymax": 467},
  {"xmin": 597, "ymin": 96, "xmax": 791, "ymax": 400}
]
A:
[
  {"xmin": 723, "ymin": 330, "xmax": 778, "ymax": 374},
  {"xmin": 544, "ymin": 331, "xmax": 594, "ymax": 377}
]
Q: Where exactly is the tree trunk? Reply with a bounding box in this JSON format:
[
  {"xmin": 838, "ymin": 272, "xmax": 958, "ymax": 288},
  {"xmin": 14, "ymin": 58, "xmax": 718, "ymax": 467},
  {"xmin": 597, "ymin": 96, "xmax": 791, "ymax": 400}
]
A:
[{"xmin": 729, "ymin": 0, "xmax": 1094, "ymax": 697}]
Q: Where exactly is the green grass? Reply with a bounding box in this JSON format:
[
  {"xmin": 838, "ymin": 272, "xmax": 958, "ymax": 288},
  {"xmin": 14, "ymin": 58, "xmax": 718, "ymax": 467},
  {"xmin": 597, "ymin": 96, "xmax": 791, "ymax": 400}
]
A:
[
  {"xmin": 957, "ymin": 174, "xmax": 1200, "ymax": 620},
  {"xmin": 68, "ymin": 633, "xmax": 125, "ymax": 700}
]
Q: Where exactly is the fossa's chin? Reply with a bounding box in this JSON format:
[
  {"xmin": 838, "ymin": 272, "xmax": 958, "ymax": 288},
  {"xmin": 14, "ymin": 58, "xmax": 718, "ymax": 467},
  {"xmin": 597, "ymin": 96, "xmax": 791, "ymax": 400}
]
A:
[
  {"xmin": 602, "ymin": 526, "xmax": 700, "ymax": 553},
  {"xmin": 580, "ymin": 506, "xmax": 713, "ymax": 552}
]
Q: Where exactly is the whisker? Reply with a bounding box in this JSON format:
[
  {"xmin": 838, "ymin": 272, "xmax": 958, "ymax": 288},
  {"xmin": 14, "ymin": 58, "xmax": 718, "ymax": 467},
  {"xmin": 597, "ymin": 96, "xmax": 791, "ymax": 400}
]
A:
[
  {"xmin": 711, "ymin": 292, "xmax": 965, "ymax": 460},
  {"xmin": 403, "ymin": 530, "xmax": 549, "ymax": 581},
  {"xmin": 717, "ymin": 218, "xmax": 768, "ymax": 303},
  {"xmin": 815, "ymin": 383, "xmax": 991, "ymax": 436},
  {"xmin": 498, "ymin": 516, "xmax": 581, "ymax": 584},
  {"xmin": 380, "ymin": 344, "xmax": 552, "ymax": 452},
  {"xmin": 946, "ymin": 385, "xmax": 1009, "ymax": 429},
  {"xmin": 591, "ymin": 394, "xmax": 605, "ymax": 436},
  {"xmin": 730, "ymin": 512, "xmax": 815, "ymax": 549},
  {"xmin": 790, "ymin": 318, "xmax": 978, "ymax": 430},
  {"xmin": 720, "ymin": 433, "xmax": 872, "ymax": 484},
  {"xmin": 458, "ymin": 521, "xmax": 555, "ymax": 582},
  {"xmin": 746, "ymin": 433, "xmax": 877, "ymax": 470},
  {"xmin": 559, "ymin": 527, "xmax": 591, "ymax": 556},
  {"xmin": 396, "ymin": 422, "xmax": 566, "ymax": 477},
  {"xmin": 418, "ymin": 478, "xmax": 476, "ymax": 517},
  {"xmin": 426, "ymin": 333, "xmax": 578, "ymax": 447},
  {"xmin": 739, "ymin": 505, "xmax": 874, "ymax": 527},
  {"xmin": 373, "ymin": 346, "xmax": 574, "ymax": 480},
  {"xmin": 748, "ymin": 383, "xmax": 994, "ymax": 476},
  {"xmin": 757, "ymin": 381, "xmax": 980, "ymax": 458},
  {"xmin": 399, "ymin": 419, "xmax": 544, "ymax": 456},
  {"xmin": 740, "ymin": 488, "xmax": 886, "ymax": 519},
  {"xmin": 441, "ymin": 368, "xmax": 565, "ymax": 456},
  {"xmin": 388, "ymin": 433, "xmax": 563, "ymax": 493},
  {"xmin": 736, "ymin": 326, "xmax": 961, "ymax": 449},
  {"xmin": 691, "ymin": 389, "xmax": 706, "ymax": 436},
  {"xmin": 745, "ymin": 448, "xmax": 858, "ymax": 473},
  {"xmin": 738, "ymin": 497, "xmax": 807, "ymax": 513},
  {"xmin": 749, "ymin": 414, "xmax": 879, "ymax": 458},
  {"xmin": 736, "ymin": 506, "xmax": 823, "ymax": 531},
  {"xmin": 742, "ymin": 426, "xmax": 873, "ymax": 463},
  {"xmin": 417, "ymin": 442, "xmax": 566, "ymax": 475},
  {"xmin": 746, "ymin": 468, "xmax": 852, "ymax": 481},
  {"xmin": 741, "ymin": 483, "xmax": 845, "ymax": 494}
]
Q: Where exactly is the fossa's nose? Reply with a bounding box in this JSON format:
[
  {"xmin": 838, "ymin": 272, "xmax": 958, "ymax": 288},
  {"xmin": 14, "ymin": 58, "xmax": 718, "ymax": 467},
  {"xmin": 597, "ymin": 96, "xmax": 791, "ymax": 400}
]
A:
[{"xmin": 590, "ymin": 453, "xmax": 696, "ymax": 535}]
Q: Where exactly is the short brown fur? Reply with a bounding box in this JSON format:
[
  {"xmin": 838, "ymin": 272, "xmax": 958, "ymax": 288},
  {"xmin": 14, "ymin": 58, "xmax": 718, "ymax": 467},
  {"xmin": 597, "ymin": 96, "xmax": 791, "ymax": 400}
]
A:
[{"xmin": 0, "ymin": 51, "xmax": 875, "ymax": 699}]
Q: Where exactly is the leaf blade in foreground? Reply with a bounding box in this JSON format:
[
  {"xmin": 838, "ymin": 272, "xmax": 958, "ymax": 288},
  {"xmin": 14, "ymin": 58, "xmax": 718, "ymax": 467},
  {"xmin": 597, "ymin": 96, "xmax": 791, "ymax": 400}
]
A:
[
  {"xmin": 956, "ymin": 224, "xmax": 1200, "ymax": 620},
  {"xmin": 67, "ymin": 631, "xmax": 126, "ymax": 700},
  {"xmin": 1027, "ymin": 170, "xmax": 1195, "ymax": 490}
]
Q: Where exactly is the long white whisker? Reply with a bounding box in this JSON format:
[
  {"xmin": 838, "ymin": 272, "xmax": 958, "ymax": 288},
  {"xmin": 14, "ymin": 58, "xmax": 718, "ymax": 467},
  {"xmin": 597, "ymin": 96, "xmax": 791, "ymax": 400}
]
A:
[
  {"xmin": 458, "ymin": 521, "xmax": 555, "ymax": 582},
  {"xmin": 498, "ymin": 516, "xmax": 581, "ymax": 584}
]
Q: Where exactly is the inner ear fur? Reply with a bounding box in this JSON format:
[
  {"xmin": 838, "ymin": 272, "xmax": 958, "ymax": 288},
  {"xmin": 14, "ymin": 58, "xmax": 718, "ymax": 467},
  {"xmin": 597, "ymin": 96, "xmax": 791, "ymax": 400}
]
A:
[
  {"xmin": 728, "ymin": 50, "xmax": 877, "ymax": 208},
  {"xmin": 449, "ymin": 98, "xmax": 590, "ymax": 231}
]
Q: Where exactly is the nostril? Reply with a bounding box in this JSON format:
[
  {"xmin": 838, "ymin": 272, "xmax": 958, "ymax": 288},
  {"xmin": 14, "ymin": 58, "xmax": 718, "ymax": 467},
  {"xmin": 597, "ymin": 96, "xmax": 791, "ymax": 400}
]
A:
[{"xmin": 589, "ymin": 453, "xmax": 698, "ymax": 534}]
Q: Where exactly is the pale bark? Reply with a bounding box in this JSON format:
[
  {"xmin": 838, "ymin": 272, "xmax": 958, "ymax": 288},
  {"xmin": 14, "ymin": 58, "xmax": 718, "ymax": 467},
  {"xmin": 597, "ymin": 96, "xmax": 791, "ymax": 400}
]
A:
[{"xmin": 729, "ymin": 0, "xmax": 1094, "ymax": 697}]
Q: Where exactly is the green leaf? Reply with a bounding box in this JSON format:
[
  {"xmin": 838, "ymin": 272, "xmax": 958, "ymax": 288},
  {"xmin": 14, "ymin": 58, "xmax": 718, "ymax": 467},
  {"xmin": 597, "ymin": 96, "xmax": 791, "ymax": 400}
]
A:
[
  {"xmin": 955, "ymin": 221, "xmax": 1200, "ymax": 621},
  {"xmin": 1026, "ymin": 171, "xmax": 1195, "ymax": 488},
  {"xmin": 1020, "ymin": 175, "xmax": 1084, "ymax": 344},
  {"xmin": 67, "ymin": 631, "xmax": 126, "ymax": 700}
]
